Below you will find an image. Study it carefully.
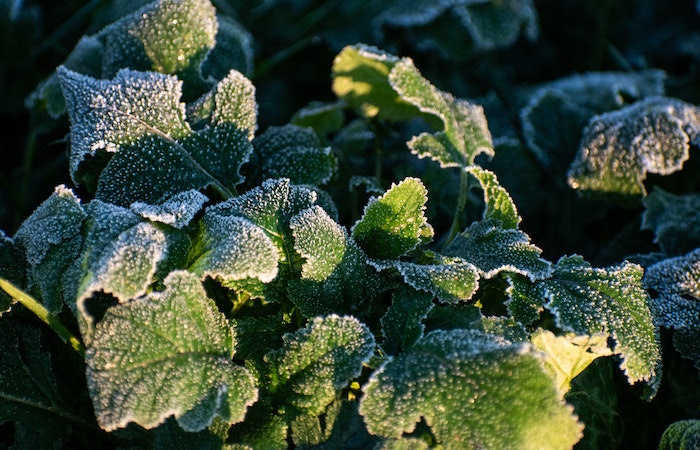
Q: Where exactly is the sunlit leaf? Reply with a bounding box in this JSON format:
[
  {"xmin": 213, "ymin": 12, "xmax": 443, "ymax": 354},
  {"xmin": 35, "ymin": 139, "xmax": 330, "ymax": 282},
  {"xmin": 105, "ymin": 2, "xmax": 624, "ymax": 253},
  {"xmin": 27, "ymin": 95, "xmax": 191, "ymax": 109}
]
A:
[
  {"xmin": 531, "ymin": 329, "xmax": 613, "ymax": 397},
  {"xmin": 13, "ymin": 185, "xmax": 86, "ymax": 313},
  {"xmin": 291, "ymin": 101, "xmax": 346, "ymax": 138},
  {"xmin": 265, "ymin": 315, "xmax": 375, "ymax": 415},
  {"xmin": 467, "ymin": 165, "xmax": 519, "ymax": 229},
  {"xmin": 290, "ymin": 206, "xmax": 347, "ymax": 282},
  {"xmin": 352, "ymin": 177, "xmax": 433, "ymax": 260},
  {"xmin": 86, "ymin": 270, "xmax": 257, "ymax": 431},
  {"xmin": 360, "ymin": 328, "xmax": 583, "ymax": 449},
  {"xmin": 568, "ymin": 96, "xmax": 700, "ymax": 198}
]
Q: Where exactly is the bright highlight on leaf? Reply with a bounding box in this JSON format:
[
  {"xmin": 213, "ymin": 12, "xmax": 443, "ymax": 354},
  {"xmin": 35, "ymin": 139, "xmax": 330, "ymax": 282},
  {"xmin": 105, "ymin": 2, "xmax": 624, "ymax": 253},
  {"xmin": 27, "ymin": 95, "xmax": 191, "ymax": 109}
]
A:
[
  {"xmin": 352, "ymin": 177, "xmax": 432, "ymax": 260},
  {"xmin": 360, "ymin": 329, "xmax": 583, "ymax": 449},
  {"xmin": 86, "ymin": 271, "xmax": 257, "ymax": 432}
]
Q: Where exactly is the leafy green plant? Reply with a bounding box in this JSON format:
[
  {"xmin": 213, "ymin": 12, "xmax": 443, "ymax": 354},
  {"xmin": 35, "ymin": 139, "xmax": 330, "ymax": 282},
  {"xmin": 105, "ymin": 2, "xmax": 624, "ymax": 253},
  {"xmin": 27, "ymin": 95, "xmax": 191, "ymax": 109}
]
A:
[{"xmin": 2, "ymin": 0, "xmax": 700, "ymax": 448}]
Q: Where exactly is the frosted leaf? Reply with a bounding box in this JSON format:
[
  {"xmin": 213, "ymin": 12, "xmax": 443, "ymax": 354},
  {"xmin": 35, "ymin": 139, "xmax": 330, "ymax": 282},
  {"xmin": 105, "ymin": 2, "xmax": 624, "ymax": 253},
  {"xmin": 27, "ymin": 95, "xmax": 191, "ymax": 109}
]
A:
[
  {"xmin": 531, "ymin": 329, "xmax": 612, "ymax": 397},
  {"xmin": 189, "ymin": 211, "xmax": 280, "ymax": 285},
  {"xmin": 86, "ymin": 271, "xmax": 257, "ymax": 431},
  {"xmin": 287, "ymin": 235, "xmax": 385, "ymax": 318},
  {"xmin": 540, "ymin": 255, "xmax": 660, "ymax": 392},
  {"xmin": 644, "ymin": 248, "xmax": 700, "ymax": 301},
  {"xmin": 13, "ymin": 185, "xmax": 86, "ymax": 313},
  {"xmin": 467, "ymin": 165, "xmax": 520, "ymax": 229},
  {"xmin": 380, "ymin": 286, "xmax": 434, "ymax": 355},
  {"xmin": 246, "ymin": 124, "xmax": 336, "ymax": 187},
  {"xmin": 290, "ymin": 206, "xmax": 346, "ymax": 281},
  {"xmin": 112, "ymin": 0, "xmax": 216, "ymax": 76},
  {"xmin": 70, "ymin": 201, "xmax": 187, "ymax": 340},
  {"xmin": 568, "ymin": 97, "xmax": 700, "ymax": 198},
  {"xmin": 352, "ymin": 177, "xmax": 433, "ymax": 260},
  {"xmin": 377, "ymin": 0, "xmax": 456, "ymax": 28},
  {"xmin": 206, "ymin": 178, "xmax": 317, "ymax": 255},
  {"xmin": 58, "ymin": 67, "xmax": 190, "ymax": 184},
  {"xmin": 360, "ymin": 329, "xmax": 583, "ymax": 449},
  {"xmin": 505, "ymin": 273, "xmax": 545, "ymax": 326},
  {"xmin": 444, "ymin": 219, "xmax": 552, "ymax": 280},
  {"xmin": 520, "ymin": 70, "xmax": 667, "ymax": 171},
  {"xmin": 130, "ymin": 189, "xmax": 208, "ymax": 229},
  {"xmin": 389, "ymin": 59, "xmax": 494, "ymax": 167},
  {"xmin": 265, "ymin": 315, "xmax": 375, "ymax": 415},
  {"xmin": 395, "ymin": 255, "xmax": 479, "ymax": 304},
  {"xmin": 0, "ymin": 232, "xmax": 23, "ymax": 313},
  {"xmin": 641, "ymin": 188, "xmax": 700, "ymax": 255},
  {"xmin": 453, "ymin": 0, "xmax": 539, "ymax": 51},
  {"xmin": 332, "ymin": 44, "xmax": 421, "ymax": 121},
  {"xmin": 659, "ymin": 420, "xmax": 700, "ymax": 450},
  {"xmin": 209, "ymin": 69, "xmax": 257, "ymax": 139}
]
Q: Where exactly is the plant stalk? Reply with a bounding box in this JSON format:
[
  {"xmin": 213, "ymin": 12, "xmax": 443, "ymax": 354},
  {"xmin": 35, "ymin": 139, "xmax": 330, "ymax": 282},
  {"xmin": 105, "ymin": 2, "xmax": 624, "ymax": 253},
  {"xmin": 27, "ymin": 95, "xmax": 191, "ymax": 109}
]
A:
[{"xmin": 0, "ymin": 277, "xmax": 85, "ymax": 357}]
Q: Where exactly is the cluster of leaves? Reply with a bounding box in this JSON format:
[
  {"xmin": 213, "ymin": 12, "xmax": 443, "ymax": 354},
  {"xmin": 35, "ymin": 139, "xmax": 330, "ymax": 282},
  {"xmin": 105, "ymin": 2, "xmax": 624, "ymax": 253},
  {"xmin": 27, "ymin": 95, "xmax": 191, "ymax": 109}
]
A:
[{"xmin": 1, "ymin": 0, "xmax": 700, "ymax": 449}]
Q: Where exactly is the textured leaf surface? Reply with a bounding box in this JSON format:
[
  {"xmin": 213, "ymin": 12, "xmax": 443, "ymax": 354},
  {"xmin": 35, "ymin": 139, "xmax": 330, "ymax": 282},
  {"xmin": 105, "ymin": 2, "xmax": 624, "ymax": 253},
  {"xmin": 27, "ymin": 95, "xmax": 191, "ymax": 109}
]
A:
[
  {"xmin": 467, "ymin": 165, "xmax": 520, "ymax": 229},
  {"xmin": 642, "ymin": 188, "xmax": 700, "ymax": 255},
  {"xmin": 86, "ymin": 271, "xmax": 257, "ymax": 431},
  {"xmin": 189, "ymin": 209, "xmax": 280, "ymax": 284},
  {"xmin": 130, "ymin": 190, "xmax": 209, "ymax": 229},
  {"xmin": 454, "ymin": 0, "xmax": 539, "ymax": 51},
  {"xmin": 360, "ymin": 329, "xmax": 583, "ymax": 449},
  {"xmin": 659, "ymin": 420, "xmax": 700, "ymax": 450},
  {"xmin": 540, "ymin": 256, "xmax": 660, "ymax": 390},
  {"xmin": 265, "ymin": 315, "xmax": 375, "ymax": 415},
  {"xmin": 389, "ymin": 59, "xmax": 493, "ymax": 167},
  {"xmin": 13, "ymin": 185, "xmax": 86, "ymax": 313},
  {"xmin": 444, "ymin": 219, "xmax": 552, "ymax": 280},
  {"xmin": 395, "ymin": 255, "xmax": 479, "ymax": 304},
  {"xmin": 290, "ymin": 206, "xmax": 347, "ymax": 281},
  {"xmin": 352, "ymin": 177, "xmax": 432, "ymax": 260},
  {"xmin": 568, "ymin": 96, "xmax": 700, "ymax": 197}
]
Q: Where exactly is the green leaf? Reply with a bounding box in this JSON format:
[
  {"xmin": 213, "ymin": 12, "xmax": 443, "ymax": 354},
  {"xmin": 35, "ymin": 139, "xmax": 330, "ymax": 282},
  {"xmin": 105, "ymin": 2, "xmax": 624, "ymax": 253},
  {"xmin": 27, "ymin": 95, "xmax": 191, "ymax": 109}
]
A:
[
  {"xmin": 290, "ymin": 399, "xmax": 380, "ymax": 449},
  {"xmin": 642, "ymin": 187, "xmax": 700, "ymax": 255},
  {"xmin": 246, "ymin": 124, "xmax": 336, "ymax": 187},
  {"xmin": 86, "ymin": 270, "xmax": 258, "ymax": 431},
  {"xmin": 189, "ymin": 209, "xmax": 280, "ymax": 285},
  {"xmin": 389, "ymin": 59, "xmax": 494, "ymax": 168},
  {"xmin": 360, "ymin": 329, "xmax": 583, "ymax": 449},
  {"xmin": 265, "ymin": 315, "xmax": 375, "ymax": 415},
  {"xmin": 531, "ymin": 329, "xmax": 613, "ymax": 397},
  {"xmin": 291, "ymin": 101, "xmax": 346, "ymax": 138},
  {"xmin": 13, "ymin": 185, "xmax": 86, "ymax": 313},
  {"xmin": 130, "ymin": 189, "xmax": 209, "ymax": 229},
  {"xmin": 444, "ymin": 219, "xmax": 552, "ymax": 280},
  {"xmin": 644, "ymin": 248, "xmax": 700, "ymax": 369},
  {"xmin": 290, "ymin": 206, "xmax": 347, "ymax": 281},
  {"xmin": 466, "ymin": 165, "xmax": 520, "ymax": 229},
  {"xmin": 332, "ymin": 44, "xmax": 421, "ymax": 121},
  {"xmin": 505, "ymin": 273, "xmax": 545, "ymax": 326},
  {"xmin": 568, "ymin": 96, "xmax": 700, "ymax": 198},
  {"xmin": 540, "ymin": 255, "xmax": 661, "ymax": 392},
  {"xmin": 380, "ymin": 286, "xmax": 434, "ymax": 355},
  {"xmin": 200, "ymin": 15, "xmax": 255, "ymax": 79},
  {"xmin": 659, "ymin": 420, "xmax": 700, "ymax": 450},
  {"xmin": 395, "ymin": 255, "xmax": 479, "ymax": 304},
  {"xmin": 352, "ymin": 177, "xmax": 433, "ymax": 260}
]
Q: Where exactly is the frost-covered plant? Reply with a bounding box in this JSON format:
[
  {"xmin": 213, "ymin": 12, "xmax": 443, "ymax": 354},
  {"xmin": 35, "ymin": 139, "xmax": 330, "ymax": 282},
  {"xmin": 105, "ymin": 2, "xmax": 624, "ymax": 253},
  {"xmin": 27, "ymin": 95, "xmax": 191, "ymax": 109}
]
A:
[{"xmin": 1, "ymin": 0, "xmax": 700, "ymax": 449}]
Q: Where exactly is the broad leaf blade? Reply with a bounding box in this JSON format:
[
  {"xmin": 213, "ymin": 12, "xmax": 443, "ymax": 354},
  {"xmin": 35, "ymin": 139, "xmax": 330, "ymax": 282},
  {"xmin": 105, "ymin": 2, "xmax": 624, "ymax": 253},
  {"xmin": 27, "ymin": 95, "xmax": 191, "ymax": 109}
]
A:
[
  {"xmin": 13, "ymin": 185, "xmax": 86, "ymax": 313},
  {"xmin": 352, "ymin": 177, "xmax": 432, "ymax": 260},
  {"xmin": 360, "ymin": 329, "xmax": 583, "ymax": 449},
  {"xmin": 444, "ymin": 219, "xmax": 552, "ymax": 280},
  {"xmin": 466, "ymin": 165, "xmax": 520, "ymax": 229},
  {"xmin": 641, "ymin": 188, "xmax": 700, "ymax": 255},
  {"xmin": 454, "ymin": 0, "xmax": 539, "ymax": 51},
  {"xmin": 265, "ymin": 315, "xmax": 375, "ymax": 415},
  {"xmin": 130, "ymin": 190, "xmax": 209, "ymax": 229},
  {"xmin": 380, "ymin": 286, "xmax": 434, "ymax": 355},
  {"xmin": 395, "ymin": 255, "xmax": 479, "ymax": 304},
  {"xmin": 568, "ymin": 96, "xmax": 700, "ymax": 198},
  {"xmin": 542, "ymin": 255, "xmax": 661, "ymax": 391},
  {"xmin": 290, "ymin": 206, "xmax": 347, "ymax": 281},
  {"xmin": 86, "ymin": 271, "xmax": 258, "ymax": 431}
]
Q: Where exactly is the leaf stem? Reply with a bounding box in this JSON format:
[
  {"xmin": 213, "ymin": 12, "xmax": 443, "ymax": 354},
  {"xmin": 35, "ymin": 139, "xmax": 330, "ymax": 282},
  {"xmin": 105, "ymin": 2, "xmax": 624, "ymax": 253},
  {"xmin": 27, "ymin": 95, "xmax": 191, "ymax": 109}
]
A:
[
  {"xmin": 0, "ymin": 277, "xmax": 85, "ymax": 357},
  {"xmin": 441, "ymin": 169, "xmax": 470, "ymax": 250}
]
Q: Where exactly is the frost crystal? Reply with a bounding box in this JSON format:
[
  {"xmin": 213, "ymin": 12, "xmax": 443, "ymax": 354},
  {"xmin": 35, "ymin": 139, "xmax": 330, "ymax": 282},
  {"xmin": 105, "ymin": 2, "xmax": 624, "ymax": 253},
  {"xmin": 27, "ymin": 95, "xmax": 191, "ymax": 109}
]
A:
[{"xmin": 130, "ymin": 190, "xmax": 208, "ymax": 229}]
